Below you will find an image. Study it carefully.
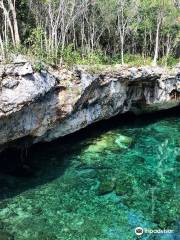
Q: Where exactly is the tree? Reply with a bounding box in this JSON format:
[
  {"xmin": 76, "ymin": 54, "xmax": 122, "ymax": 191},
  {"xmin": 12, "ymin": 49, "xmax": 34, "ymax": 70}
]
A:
[
  {"xmin": 0, "ymin": 0, "xmax": 20, "ymax": 46},
  {"xmin": 151, "ymin": 0, "xmax": 176, "ymax": 66},
  {"xmin": 0, "ymin": 0, "xmax": 179, "ymax": 65},
  {"xmin": 7, "ymin": 0, "xmax": 20, "ymax": 45},
  {"xmin": 116, "ymin": 0, "xmax": 139, "ymax": 64}
]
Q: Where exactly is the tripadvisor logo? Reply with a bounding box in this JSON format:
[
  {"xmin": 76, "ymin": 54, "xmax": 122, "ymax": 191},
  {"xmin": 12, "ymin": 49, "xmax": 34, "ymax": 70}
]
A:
[
  {"xmin": 135, "ymin": 227, "xmax": 174, "ymax": 236},
  {"xmin": 135, "ymin": 227, "xmax": 144, "ymax": 236}
]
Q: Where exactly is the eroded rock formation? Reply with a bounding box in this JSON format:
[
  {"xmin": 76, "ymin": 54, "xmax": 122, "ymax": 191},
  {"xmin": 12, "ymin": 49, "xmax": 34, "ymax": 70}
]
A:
[{"xmin": 0, "ymin": 61, "xmax": 179, "ymax": 151}]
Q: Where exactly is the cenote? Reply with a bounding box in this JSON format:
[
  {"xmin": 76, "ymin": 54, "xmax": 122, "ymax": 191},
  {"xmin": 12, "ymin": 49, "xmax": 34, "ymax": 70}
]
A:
[{"xmin": 0, "ymin": 109, "xmax": 179, "ymax": 240}]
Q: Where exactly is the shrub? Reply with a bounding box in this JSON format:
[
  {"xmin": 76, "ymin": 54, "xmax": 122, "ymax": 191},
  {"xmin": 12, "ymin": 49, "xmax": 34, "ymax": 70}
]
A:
[
  {"xmin": 33, "ymin": 61, "xmax": 44, "ymax": 72},
  {"xmin": 25, "ymin": 27, "xmax": 45, "ymax": 60},
  {"xmin": 62, "ymin": 46, "xmax": 109, "ymax": 65},
  {"xmin": 158, "ymin": 55, "xmax": 180, "ymax": 67},
  {"xmin": 62, "ymin": 44, "xmax": 81, "ymax": 65},
  {"xmin": 124, "ymin": 54, "xmax": 152, "ymax": 66}
]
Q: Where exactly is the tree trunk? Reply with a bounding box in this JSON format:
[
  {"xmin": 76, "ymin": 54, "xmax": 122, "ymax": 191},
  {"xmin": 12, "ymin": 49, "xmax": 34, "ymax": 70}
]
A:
[
  {"xmin": 0, "ymin": 0, "xmax": 16, "ymax": 46},
  {"xmin": 166, "ymin": 34, "xmax": 171, "ymax": 57},
  {"xmin": 152, "ymin": 19, "xmax": 161, "ymax": 66},
  {"xmin": 60, "ymin": 34, "xmax": 66, "ymax": 66},
  {"xmin": 143, "ymin": 27, "xmax": 147, "ymax": 58},
  {"xmin": 120, "ymin": 36, "xmax": 124, "ymax": 65},
  {"xmin": 0, "ymin": 34, "xmax": 5, "ymax": 60},
  {"xmin": 165, "ymin": 34, "xmax": 171, "ymax": 66},
  {"xmin": 8, "ymin": 0, "xmax": 20, "ymax": 45}
]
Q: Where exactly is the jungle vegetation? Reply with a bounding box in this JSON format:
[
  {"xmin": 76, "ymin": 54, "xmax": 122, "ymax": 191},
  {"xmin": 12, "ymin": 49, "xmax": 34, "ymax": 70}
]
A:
[{"xmin": 0, "ymin": 0, "xmax": 179, "ymax": 66}]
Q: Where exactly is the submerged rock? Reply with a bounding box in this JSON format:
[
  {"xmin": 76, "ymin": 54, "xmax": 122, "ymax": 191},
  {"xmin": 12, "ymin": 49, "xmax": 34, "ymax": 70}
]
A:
[
  {"xmin": 85, "ymin": 138, "xmax": 109, "ymax": 153},
  {"xmin": 84, "ymin": 132, "xmax": 132, "ymax": 154},
  {"xmin": 0, "ymin": 64, "xmax": 179, "ymax": 151},
  {"xmin": 115, "ymin": 178, "xmax": 132, "ymax": 196},
  {"xmin": 115, "ymin": 135, "xmax": 133, "ymax": 149},
  {"xmin": 97, "ymin": 178, "xmax": 116, "ymax": 195},
  {"xmin": 0, "ymin": 231, "xmax": 13, "ymax": 240}
]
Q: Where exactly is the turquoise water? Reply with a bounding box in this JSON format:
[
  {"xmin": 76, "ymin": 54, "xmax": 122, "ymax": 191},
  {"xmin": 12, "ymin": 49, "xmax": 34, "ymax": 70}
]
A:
[{"xmin": 0, "ymin": 111, "xmax": 179, "ymax": 240}]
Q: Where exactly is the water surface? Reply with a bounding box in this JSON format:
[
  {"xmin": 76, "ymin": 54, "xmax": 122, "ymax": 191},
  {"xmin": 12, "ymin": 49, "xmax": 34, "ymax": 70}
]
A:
[{"xmin": 0, "ymin": 110, "xmax": 179, "ymax": 240}]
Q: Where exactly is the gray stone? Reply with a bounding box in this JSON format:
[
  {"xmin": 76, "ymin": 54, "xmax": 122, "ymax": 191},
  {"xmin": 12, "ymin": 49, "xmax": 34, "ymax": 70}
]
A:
[
  {"xmin": 0, "ymin": 65, "xmax": 5, "ymax": 78},
  {"xmin": 3, "ymin": 63, "xmax": 33, "ymax": 77},
  {"xmin": 13, "ymin": 54, "xmax": 28, "ymax": 64},
  {"xmin": 176, "ymin": 73, "xmax": 180, "ymax": 81},
  {"xmin": 2, "ymin": 78, "xmax": 19, "ymax": 89},
  {"xmin": 14, "ymin": 62, "xmax": 33, "ymax": 76},
  {"xmin": 0, "ymin": 64, "xmax": 179, "ymax": 152}
]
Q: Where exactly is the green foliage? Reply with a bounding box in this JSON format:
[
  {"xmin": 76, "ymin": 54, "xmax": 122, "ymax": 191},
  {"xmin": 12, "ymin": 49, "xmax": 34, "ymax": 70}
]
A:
[
  {"xmin": 77, "ymin": 51, "xmax": 109, "ymax": 65},
  {"xmin": 17, "ymin": 0, "xmax": 36, "ymax": 41},
  {"xmin": 109, "ymin": 53, "xmax": 152, "ymax": 66},
  {"xmin": 33, "ymin": 61, "xmax": 45, "ymax": 72},
  {"xmin": 62, "ymin": 46, "xmax": 153, "ymax": 66},
  {"xmin": 62, "ymin": 48, "xmax": 157, "ymax": 66},
  {"xmin": 1, "ymin": 43, "xmax": 27, "ymax": 63},
  {"xmin": 124, "ymin": 54, "xmax": 152, "ymax": 66},
  {"xmin": 0, "ymin": 0, "xmax": 179, "ymax": 67},
  {"xmin": 62, "ymin": 46, "xmax": 109, "ymax": 65},
  {"xmin": 4, "ymin": 41, "xmax": 178, "ymax": 68},
  {"xmin": 26, "ymin": 27, "xmax": 45, "ymax": 59},
  {"xmin": 158, "ymin": 55, "xmax": 180, "ymax": 67},
  {"xmin": 62, "ymin": 44, "xmax": 81, "ymax": 65}
]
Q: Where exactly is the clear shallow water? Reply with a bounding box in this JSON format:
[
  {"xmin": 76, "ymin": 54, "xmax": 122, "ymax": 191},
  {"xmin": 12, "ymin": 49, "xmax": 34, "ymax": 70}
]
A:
[{"xmin": 0, "ymin": 111, "xmax": 179, "ymax": 240}]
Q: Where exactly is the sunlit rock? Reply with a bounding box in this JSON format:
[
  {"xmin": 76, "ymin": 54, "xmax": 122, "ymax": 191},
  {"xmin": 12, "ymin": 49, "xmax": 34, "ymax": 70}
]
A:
[
  {"xmin": 14, "ymin": 62, "xmax": 33, "ymax": 76},
  {"xmin": 0, "ymin": 64, "xmax": 179, "ymax": 151},
  {"xmin": 115, "ymin": 135, "xmax": 133, "ymax": 149},
  {"xmin": 13, "ymin": 55, "xmax": 28, "ymax": 64},
  {"xmin": 2, "ymin": 78, "xmax": 19, "ymax": 89}
]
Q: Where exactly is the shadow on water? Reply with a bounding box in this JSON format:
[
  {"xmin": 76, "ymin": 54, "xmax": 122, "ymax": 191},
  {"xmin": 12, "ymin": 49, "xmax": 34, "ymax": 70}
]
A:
[{"xmin": 0, "ymin": 106, "xmax": 179, "ymax": 201}]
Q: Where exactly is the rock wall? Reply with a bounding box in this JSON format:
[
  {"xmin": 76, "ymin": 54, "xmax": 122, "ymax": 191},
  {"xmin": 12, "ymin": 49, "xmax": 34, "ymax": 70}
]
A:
[{"xmin": 0, "ymin": 61, "xmax": 179, "ymax": 151}]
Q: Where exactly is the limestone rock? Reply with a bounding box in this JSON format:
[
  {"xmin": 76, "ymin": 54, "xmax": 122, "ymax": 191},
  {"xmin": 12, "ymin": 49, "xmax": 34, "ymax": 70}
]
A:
[
  {"xmin": 0, "ymin": 65, "xmax": 5, "ymax": 79},
  {"xmin": 13, "ymin": 54, "xmax": 28, "ymax": 64},
  {"xmin": 14, "ymin": 62, "xmax": 33, "ymax": 76},
  {"xmin": 4, "ymin": 62, "xmax": 33, "ymax": 76},
  {"xmin": 0, "ymin": 64, "xmax": 179, "ymax": 152},
  {"xmin": 2, "ymin": 78, "xmax": 19, "ymax": 89}
]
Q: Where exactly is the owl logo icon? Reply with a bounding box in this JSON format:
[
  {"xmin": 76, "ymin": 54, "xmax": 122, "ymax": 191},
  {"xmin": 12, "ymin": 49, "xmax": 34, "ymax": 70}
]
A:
[{"xmin": 135, "ymin": 227, "xmax": 144, "ymax": 236}]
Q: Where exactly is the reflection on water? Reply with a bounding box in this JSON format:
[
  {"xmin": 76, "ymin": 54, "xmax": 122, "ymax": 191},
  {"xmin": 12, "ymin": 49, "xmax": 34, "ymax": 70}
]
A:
[{"xmin": 0, "ymin": 110, "xmax": 179, "ymax": 240}]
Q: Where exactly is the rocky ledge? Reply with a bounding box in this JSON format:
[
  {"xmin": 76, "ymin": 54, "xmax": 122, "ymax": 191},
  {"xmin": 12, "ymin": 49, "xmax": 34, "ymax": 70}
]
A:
[{"xmin": 0, "ymin": 59, "xmax": 179, "ymax": 152}]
